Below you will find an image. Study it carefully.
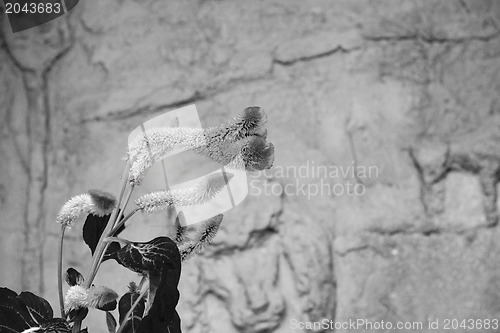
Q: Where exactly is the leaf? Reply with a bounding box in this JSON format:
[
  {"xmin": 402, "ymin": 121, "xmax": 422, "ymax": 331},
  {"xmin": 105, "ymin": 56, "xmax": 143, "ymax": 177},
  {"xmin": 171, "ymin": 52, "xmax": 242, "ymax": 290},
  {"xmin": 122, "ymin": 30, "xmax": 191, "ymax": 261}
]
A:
[
  {"xmin": 0, "ymin": 287, "xmax": 37, "ymax": 331},
  {"xmin": 66, "ymin": 307, "xmax": 88, "ymax": 323},
  {"xmin": 65, "ymin": 268, "xmax": 84, "ymax": 286},
  {"xmin": 107, "ymin": 237, "xmax": 181, "ymax": 278},
  {"xmin": 136, "ymin": 266, "xmax": 182, "ymax": 333},
  {"xmin": 83, "ymin": 211, "xmax": 125, "ymax": 254},
  {"xmin": 118, "ymin": 288, "xmax": 145, "ymax": 325},
  {"xmin": 90, "ymin": 286, "xmax": 118, "ymax": 312},
  {"xmin": 18, "ymin": 291, "xmax": 53, "ymax": 323},
  {"xmin": 98, "ymin": 300, "xmax": 117, "ymax": 312},
  {"xmin": 83, "ymin": 213, "xmax": 112, "ymax": 255},
  {"xmin": 39, "ymin": 318, "xmax": 71, "ymax": 333},
  {"xmin": 106, "ymin": 311, "xmax": 117, "ymax": 333},
  {"xmin": 0, "ymin": 288, "xmax": 66, "ymax": 333}
]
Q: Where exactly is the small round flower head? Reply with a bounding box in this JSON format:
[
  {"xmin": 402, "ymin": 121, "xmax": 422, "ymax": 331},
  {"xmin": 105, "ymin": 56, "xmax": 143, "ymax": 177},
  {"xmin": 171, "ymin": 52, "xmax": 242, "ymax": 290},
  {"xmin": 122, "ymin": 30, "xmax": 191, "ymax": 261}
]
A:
[
  {"xmin": 136, "ymin": 172, "xmax": 233, "ymax": 213},
  {"xmin": 64, "ymin": 285, "xmax": 89, "ymax": 311},
  {"xmin": 56, "ymin": 194, "xmax": 93, "ymax": 228},
  {"xmin": 64, "ymin": 285, "xmax": 118, "ymax": 311},
  {"xmin": 56, "ymin": 191, "xmax": 116, "ymax": 228}
]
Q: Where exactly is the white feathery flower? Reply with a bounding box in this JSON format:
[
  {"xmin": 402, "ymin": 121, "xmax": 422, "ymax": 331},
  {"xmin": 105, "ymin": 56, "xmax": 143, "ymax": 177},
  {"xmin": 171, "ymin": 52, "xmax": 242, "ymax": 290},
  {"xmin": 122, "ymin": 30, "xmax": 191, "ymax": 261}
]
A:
[
  {"xmin": 64, "ymin": 285, "xmax": 118, "ymax": 311},
  {"xmin": 56, "ymin": 194, "xmax": 93, "ymax": 228},
  {"xmin": 136, "ymin": 172, "xmax": 233, "ymax": 213},
  {"xmin": 127, "ymin": 107, "xmax": 268, "ymax": 186},
  {"xmin": 64, "ymin": 285, "xmax": 90, "ymax": 311},
  {"xmin": 56, "ymin": 191, "xmax": 116, "ymax": 228}
]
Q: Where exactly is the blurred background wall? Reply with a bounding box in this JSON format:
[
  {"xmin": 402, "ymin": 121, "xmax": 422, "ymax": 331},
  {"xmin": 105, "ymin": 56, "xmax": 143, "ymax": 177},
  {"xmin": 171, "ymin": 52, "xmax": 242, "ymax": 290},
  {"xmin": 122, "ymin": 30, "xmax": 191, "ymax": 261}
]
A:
[{"xmin": 1, "ymin": 1, "xmax": 500, "ymax": 332}]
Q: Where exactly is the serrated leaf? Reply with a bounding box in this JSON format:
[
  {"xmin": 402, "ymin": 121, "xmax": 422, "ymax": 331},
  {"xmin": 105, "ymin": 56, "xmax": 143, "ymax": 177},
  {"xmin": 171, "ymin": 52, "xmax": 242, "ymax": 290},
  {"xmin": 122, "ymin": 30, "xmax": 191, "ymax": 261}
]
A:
[
  {"xmin": 107, "ymin": 237, "xmax": 181, "ymax": 277},
  {"xmin": 83, "ymin": 211, "xmax": 125, "ymax": 255},
  {"xmin": 65, "ymin": 268, "xmax": 84, "ymax": 287},
  {"xmin": 18, "ymin": 291, "xmax": 53, "ymax": 323},
  {"xmin": 106, "ymin": 311, "xmax": 117, "ymax": 333}
]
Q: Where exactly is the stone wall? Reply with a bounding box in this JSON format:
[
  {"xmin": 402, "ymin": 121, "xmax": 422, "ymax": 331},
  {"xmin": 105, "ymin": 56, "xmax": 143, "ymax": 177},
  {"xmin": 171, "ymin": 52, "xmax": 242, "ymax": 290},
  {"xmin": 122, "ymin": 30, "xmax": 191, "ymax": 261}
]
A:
[{"xmin": 1, "ymin": 1, "xmax": 500, "ymax": 332}]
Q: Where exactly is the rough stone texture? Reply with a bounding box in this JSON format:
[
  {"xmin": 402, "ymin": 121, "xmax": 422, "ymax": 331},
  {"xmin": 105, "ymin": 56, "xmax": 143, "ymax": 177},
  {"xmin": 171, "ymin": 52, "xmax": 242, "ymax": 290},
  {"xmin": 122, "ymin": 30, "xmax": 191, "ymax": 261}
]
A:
[{"xmin": 1, "ymin": 1, "xmax": 500, "ymax": 332}]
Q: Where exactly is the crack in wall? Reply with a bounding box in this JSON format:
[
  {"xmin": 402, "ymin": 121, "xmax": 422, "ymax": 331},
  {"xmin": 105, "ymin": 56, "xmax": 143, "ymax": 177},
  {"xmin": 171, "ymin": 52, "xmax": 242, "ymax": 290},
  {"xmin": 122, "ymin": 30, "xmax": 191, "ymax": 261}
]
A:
[
  {"xmin": 363, "ymin": 31, "xmax": 500, "ymax": 44},
  {"xmin": 273, "ymin": 45, "xmax": 360, "ymax": 66},
  {"xmin": 0, "ymin": 16, "xmax": 75, "ymax": 293}
]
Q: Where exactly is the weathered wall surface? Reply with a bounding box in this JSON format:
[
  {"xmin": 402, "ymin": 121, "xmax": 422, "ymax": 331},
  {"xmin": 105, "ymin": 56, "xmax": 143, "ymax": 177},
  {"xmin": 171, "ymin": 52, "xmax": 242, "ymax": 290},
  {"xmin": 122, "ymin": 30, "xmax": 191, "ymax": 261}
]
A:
[{"xmin": 1, "ymin": 1, "xmax": 500, "ymax": 332}]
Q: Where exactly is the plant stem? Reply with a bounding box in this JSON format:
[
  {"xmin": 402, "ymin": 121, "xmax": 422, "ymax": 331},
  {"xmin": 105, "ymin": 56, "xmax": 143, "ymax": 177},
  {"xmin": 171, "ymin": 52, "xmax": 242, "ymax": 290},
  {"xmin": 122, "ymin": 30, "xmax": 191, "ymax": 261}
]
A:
[
  {"xmin": 109, "ymin": 208, "xmax": 139, "ymax": 236},
  {"xmin": 58, "ymin": 225, "xmax": 66, "ymax": 318},
  {"xmin": 74, "ymin": 163, "xmax": 129, "ymax": 332},
  {"xmin": 72, "ymin": 321, "xmax": 81, "ymax": 333},
  {"xmin": 116, "ymin": 282, "xmax": 149, "ymax": 333},
  {"xmin": 84, "ymin": 163, "xmax": 130, "ymax": 288}
]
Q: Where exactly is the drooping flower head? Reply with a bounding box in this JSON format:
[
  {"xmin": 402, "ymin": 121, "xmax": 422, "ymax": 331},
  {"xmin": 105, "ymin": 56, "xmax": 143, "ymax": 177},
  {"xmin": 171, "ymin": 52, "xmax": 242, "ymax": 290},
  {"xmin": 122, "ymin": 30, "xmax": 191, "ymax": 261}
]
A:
[
  {"xmin": 56, "ymin": 191, "xmax": 116, "ymax": 228},
  {"xmin": 127, "ymin": 106, "xmax": 270, "ymax": 186}
]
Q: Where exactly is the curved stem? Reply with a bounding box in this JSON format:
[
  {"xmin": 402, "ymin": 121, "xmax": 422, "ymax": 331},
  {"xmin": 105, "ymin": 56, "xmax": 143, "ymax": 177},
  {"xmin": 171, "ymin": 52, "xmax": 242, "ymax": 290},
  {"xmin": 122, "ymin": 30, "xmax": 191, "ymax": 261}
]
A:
[
  {"xmin": 116, "ymin": 282, "xmax": 149, "ymax": 333},
  {"xmin": 109, "ymin": 208, "xmax": 139, "ymax": 236},
  {"xmin": 84, "ymin": 163, "xmax": 130, "ymax": 288},
  {"xmin": 57, "ymin": 225, "xmax": 66, "ymax": 318},
  {"xmin": 72, "ymin": 321, "xmax": 81, "ymax": 333}
]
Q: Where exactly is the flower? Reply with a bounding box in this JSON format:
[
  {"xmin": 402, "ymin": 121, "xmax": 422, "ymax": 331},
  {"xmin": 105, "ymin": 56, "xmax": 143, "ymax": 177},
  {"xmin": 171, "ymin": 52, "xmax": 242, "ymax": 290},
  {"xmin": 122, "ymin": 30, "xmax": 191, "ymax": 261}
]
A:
[
  {"xmin": 178, "ymin": 214, "xmax": 224, "ymax": 261},
  {"xmin": 56, "ymin": 191, "xmax": 116, "ymax": 228},
  {"xmin": 64, "ymin": 285, "xmax": 118, "ymax": 311},
  {"xmin": 127, "ymin": 106, "xmax": 269, "ymax": 185},
  {"xmin": 136, "ymin": 172, "xmax": 233, "ymax": 213},
  {"xmin": 88, "ymin": 190, "xmax": 116, "ymax": 215}
]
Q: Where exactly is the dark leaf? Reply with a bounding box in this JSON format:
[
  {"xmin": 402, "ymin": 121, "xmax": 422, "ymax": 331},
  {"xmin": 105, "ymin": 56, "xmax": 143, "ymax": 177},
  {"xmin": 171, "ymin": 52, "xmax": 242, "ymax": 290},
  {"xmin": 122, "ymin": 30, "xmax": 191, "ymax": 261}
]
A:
[
  {"xmin": 40, "ymin": 318, "xmax": 71, "ymax": 333},
  {"xmin": 66, "ymin": 307, "xmax": 88, "ymax": 323},
  {"xmin": 106, "ymin": 311, "xmax": 117, "ymax": 333},
  {"xmin": 79, "ymin": 329, "xmax": 88, "ymax": 333},
  {"xmin": 65, "ymin": 268, "xmax": 84, "ymax": 287},
  {"xmin": 0, "ymin": 287, "xmax": 37, "ymax": 331},
  {"xmin": 83, "ymin": 211, "xmax": 125, "ymax": 254},
  {"xmin": 118, "ymin": 287, "xmax": 145, "ymax": 325},
  {"xmin": 18, "ymin": 291, "xmax": 53, "ymax": 323},
  {"xmin": 83, "ymin": 213, "xmax": 112, "ymax": 255},
  {"xmin": 102, "ymin": 241, "xmax": 122, "ymax": 263},
  {"xmin": 137, "ymin": 263, "xmax": 182, "ymax": 333},
  {"xmin": 120, "ymin": 318, "xmax": 142, "ymax": 333},
  {"xmin": 97, "ymin": 300, "xmax": 117, "ymax": 312},
  {"xmin": 0, "ymin": 324, "xmax": 18, "ymax": 332},
  {"xmin": 107, "ymin": 237, "xmax": 181, "ymax": 278}
]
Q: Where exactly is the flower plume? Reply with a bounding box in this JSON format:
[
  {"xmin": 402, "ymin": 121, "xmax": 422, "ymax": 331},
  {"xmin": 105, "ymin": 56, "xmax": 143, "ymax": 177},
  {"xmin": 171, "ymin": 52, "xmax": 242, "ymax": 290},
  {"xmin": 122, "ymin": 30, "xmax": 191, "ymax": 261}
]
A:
[
  {"xmin": 64, "ymin": 285, "xmax": 118, "ymax": 311},
  {"xmin": 127, "ymin": 106, "xmax": 269, "ymax": 185},
  {"xmin": 178, "ymin": 214, "xmax": 224, "ymax": 261},
  {"xmin": 136, "ymin": 172, "xmax": 233, "ymax": 213},
  {"xmin": 56, "ymin": 191, "xmax": 116, "ymax": 228}
]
